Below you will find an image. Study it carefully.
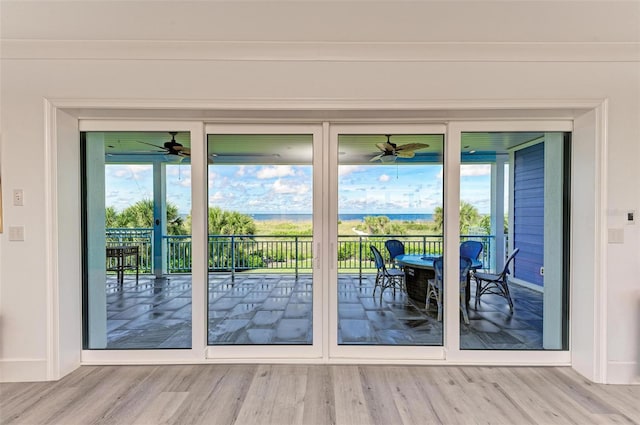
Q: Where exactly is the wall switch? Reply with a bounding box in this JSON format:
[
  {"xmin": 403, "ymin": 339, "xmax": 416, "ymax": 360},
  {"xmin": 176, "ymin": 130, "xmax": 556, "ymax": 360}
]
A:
[
  {"xmin": 608, "ymin": 228, "xmax": 624, "ymax": 244},
  {"xmin": 8, "ymin": 225, "xmax": 25, "ymax": 241},
  {"xmin": 540, "ymin": 267, "xmax": 544, "ymax": 276},
  {"xmin": 13, "ymin": 189, "xmax": 24, "ymax": 206}
]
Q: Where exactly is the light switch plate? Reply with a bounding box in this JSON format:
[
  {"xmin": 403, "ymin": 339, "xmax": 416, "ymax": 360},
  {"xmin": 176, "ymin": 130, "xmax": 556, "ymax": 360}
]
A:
[
  {"xmin": 9, "ymin": 225, "xmax": 25, "ymax": 241},
  {"xmin": 608, "ymin": 228, "xmax": 624, "ymax": 244}
]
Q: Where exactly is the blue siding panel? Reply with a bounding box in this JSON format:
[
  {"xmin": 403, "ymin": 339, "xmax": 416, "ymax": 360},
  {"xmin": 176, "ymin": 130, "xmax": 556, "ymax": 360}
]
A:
[{"xmin": 513, "ymin": 143, "xmax": 544, "ymax": 287}]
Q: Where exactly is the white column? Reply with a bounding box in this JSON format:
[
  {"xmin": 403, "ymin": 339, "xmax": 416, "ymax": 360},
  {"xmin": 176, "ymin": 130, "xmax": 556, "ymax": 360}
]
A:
[
  {"xmin": 85, "ymin": 133, "xmax": 107, "ymax": 348},
  {"xmin": 491, "ymin": 156, "xmax": 506, "ymax": 273},
  {"xmin": 153, "ymin": 161, "xmax": 167, "ymax": 278},
  {"xmin": 543, "ymin": 133, "xmax": 564, "ymax": 349}
]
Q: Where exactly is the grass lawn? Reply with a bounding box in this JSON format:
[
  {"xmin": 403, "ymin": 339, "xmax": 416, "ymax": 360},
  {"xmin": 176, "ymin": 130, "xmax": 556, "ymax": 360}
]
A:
[{"xmin": 255, "ymin": 219, "xmax": 437, "ymax": 236}]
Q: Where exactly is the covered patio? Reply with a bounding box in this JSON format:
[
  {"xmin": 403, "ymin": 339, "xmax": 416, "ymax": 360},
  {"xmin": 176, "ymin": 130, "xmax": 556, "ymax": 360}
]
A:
[{"xmin": 104, "ymin": 272, "xmax": 544, "ymax": 350}]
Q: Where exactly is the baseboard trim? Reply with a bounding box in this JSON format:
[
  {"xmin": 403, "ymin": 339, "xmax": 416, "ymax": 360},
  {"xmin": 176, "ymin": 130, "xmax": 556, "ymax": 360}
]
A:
[
  {"xmin": 0, "ymin": 359, "xmax": 49, "ymax": 383},
  {"xmin": 607, "ymin": 361, "xmax": 640, "ymax": 385}
]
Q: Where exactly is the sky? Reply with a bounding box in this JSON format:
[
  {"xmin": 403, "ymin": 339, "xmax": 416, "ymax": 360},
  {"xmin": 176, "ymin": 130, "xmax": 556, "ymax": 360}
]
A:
[{"xmin": 105, "ymin": 163, "xmax": 494, "ymax": 216}]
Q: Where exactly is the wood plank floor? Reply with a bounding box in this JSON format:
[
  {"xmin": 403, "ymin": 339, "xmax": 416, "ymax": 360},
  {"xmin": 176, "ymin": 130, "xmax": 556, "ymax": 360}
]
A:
[{"xmin": 1, "ymin": 365, "xmax": 639, "ymax": 425}]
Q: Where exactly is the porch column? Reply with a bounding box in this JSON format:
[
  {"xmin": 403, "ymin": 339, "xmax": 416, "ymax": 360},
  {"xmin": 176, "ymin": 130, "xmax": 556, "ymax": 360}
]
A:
[
  {"xmin": 543, "ymin": 133, "xmax": 564, "ymax": 349},
  {"xmin": 86, "ymin": 133, "xmax": 107, "ymax": 348},
  {"xmin": 491, "ymin": 156, "xmax": 506, "ymax": 273},
  {"xmin": 153, "ymin": 161, "xmax": 168, "ymax": 278}
]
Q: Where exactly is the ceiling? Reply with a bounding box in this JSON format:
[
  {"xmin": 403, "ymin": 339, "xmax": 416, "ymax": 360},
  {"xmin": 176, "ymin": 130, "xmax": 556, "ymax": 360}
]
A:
[{"xmin": 100, "ymin": 131, "xmax": 545, "ymax": 165}]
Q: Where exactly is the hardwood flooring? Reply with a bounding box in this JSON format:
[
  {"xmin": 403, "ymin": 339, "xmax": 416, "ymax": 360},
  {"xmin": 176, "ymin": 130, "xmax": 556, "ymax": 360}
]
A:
[{"xmin": 2, "ymin": 365, "xmax": 639, "ymax": 425}]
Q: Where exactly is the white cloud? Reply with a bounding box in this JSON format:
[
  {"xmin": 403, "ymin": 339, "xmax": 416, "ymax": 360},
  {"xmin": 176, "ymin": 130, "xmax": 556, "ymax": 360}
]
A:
[
  {"xmin": 235, "ymin": 166, "xmax": 246, "ymax": 177},
  {"xmin": 209, "ymin": 191, "xmax": 225, "ymax": 203},
  {"xmin": 272, "ymin": 179, "xmax": 310, "ymax": 194},
  {"xmin": 339, "ymin": 165, "xmax": 363, "ymax": 176},
  {"xmin": 461, "ymin": 164, "xmax": 491, "ymax": 177},
  {"xmin": 109, "ymin": 164, "xmax": 151, "ymax": 180},
  {"xmin": 378, "ymin": 174, "xmax": 391, "ymax": 182},
  {"xmin": 257, "ymin": 165, "xmax": 295, "ymax": 179}
]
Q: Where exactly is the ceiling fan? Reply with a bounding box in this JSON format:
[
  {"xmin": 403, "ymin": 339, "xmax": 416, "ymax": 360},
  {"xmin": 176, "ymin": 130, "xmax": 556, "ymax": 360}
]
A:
[
  {"xmin": 370, "ymin": 135, "xmax": 429, "ymax": 162},
  {"xmin": 136, "ymin": 132, "xmax": 191, "ymax": 159}
]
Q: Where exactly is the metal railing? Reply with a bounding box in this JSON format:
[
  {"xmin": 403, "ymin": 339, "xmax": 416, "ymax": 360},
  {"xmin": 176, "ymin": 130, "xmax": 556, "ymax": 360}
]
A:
[{"xmin": 106, "ymin": 228, "xmax": 494, "ymax": 276}]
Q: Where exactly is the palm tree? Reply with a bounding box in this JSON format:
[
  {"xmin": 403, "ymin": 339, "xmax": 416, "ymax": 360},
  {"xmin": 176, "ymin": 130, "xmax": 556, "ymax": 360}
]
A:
[
  {"xmin": 105, "ymin": 206, "xmax": 119, "ymax": 228},
  {"xmin": 432, "ymin": 201, "xmax": 481, "ymax": 234},
  {"xmin": 460, "ymin": 201, "xmax": 481, "ymax": 234},
  {"xmin": 357, "ymin": 215, "xmax": 406, "ymax": 235},
  {"xmin": 207, "ymin": 207, "xmax": 256, "ymax": 235},
  {"xmin": 109, "ymin": 199, "xmax": 186, "ymax": 235}
]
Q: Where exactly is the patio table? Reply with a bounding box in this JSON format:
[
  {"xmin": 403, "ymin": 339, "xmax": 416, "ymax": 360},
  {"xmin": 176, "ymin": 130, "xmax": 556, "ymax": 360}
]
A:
[
  {"xmin": 394, "ymin": 254, "xmax": 481, "ymax": 305},
  {"xmin": 106, "ymin": 245, "xmax": 139, "ymax": 287}
]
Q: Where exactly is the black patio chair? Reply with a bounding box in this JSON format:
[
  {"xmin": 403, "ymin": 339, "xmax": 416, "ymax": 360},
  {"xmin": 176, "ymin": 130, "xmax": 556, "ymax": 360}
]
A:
[{"xmin": 474, "ymin": 248, "xmax": 520, "ymax": 312}]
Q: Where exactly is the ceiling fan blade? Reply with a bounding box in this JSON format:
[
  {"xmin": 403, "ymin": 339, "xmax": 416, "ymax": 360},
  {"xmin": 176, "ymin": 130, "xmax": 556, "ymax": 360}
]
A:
[
  {"xmin": 135, "ymin": 140, "xmax": 166, "ymax": 150},
  {"xmin": 376, "ymin": 142, "xmax": 390, "ymax": 152},
  {"xmin": 179, "ymin": 147, "xmax": 191, "ymax": 155},
  {"xmin": 397, "ymin": 151, "xmax": 415, "ymax": 158},
  {"xmin": 395, "ymin": 143, "xmax": 429, "ymax": 152}
]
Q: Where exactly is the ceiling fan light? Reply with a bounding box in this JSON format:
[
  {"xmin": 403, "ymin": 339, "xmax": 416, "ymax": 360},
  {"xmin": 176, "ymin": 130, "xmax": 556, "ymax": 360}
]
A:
[
  {"xmin": 380, "ymin": 155, "xmax": 396, "ymax": 163},
  {"xmin": 163, "ymin": 154, "xmax": 185, "ymax": 163}
]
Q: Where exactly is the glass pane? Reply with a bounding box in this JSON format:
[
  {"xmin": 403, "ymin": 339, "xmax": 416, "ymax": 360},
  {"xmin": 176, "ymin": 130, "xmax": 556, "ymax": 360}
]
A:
[
  {"xmin": 460, "ymin": 132, "xmax": 569, "ymax": 350},
  {"xmin": 83, "ymin": 131, "xmax": 192, "ymax": 349},
  {"xmin": 337, "ymin": 134, "xmax": 445, "ymax": 346},
  {"xmin": 207, "ymin": 134, "xmax": 314, "ymax": 345}
]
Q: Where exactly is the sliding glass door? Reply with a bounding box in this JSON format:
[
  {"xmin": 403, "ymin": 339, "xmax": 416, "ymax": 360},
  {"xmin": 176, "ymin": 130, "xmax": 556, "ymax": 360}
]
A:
[
  {"xmin": 81, "ymin": 119, "xmax": 571, "ymax": 364},
  {"xmin": 459, "ymin": 131, "xmax": 570, "ymax": 351},
  {"xmin": 329, "ymin": 125, "xmax": 448, "ymax": 359},
  {"xmin": 205, "ymin": 125, "xmax": 323, "ymax": 359},
  {"xmin": 82, "ymin": 130, "xmax": 193, "ymax": 350}
]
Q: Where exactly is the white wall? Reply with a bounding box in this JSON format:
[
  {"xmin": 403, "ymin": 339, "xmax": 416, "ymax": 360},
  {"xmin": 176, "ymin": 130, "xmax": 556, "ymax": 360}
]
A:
[{"xmin": 1, "ymin": 1, "xmax": 639, "ymax": 383}]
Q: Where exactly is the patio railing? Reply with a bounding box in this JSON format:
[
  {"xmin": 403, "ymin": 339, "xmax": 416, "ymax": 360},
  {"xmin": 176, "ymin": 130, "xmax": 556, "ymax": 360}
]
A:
[{"xmin": 106, "ymin": 228, "xmax": 494, "ymax": 276}]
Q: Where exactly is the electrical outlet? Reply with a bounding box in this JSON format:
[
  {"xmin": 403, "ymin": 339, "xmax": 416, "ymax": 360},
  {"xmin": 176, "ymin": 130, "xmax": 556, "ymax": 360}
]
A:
[
  {"xmin": 627, "ymin": 210, "xmax": 635, "ymax": 224},
  {"xmin": 13, "ymin": 189, "xmax": 24, "ymax": 206}
]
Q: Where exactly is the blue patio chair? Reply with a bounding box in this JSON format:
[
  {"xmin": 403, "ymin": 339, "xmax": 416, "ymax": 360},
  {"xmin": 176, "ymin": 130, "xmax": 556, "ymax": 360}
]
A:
[
  {"xmin": 460, "ymin": 240, "xmax": 483, "ymax": 262},
  {"xmin": 426, "ymin": 256, "xmax": 473, "ymax": 324},
  {"xmin": 474, "ymin": 248, "xmax": 520, "ymax": 312},
  {"xmin": 370, "ymin": 245, "xmax": 405, "ymax": 304},
  {"xmin": 385, "ymin": 239, "xmax": 406, "ymax": 291},
  {"xmin": 385, "ymin": 239, "xmax": 405, "ymax": 268}
]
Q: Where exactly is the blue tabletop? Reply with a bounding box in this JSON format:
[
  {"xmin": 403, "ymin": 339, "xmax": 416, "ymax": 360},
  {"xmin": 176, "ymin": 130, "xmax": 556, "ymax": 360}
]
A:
[{"xmin": 395, "ymin": 254, "xmax": 482, "ymax": 270}]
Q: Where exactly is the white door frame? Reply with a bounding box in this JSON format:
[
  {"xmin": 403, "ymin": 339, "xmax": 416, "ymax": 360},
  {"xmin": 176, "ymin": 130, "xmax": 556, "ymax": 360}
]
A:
[
  {"xmin": 48, "ymin": 98, "xmax": 605, "ymax": 381},
  {"xmin": 79, "ymin": 120, "xmax": 207, "ymax": 365},
  {"xmin": 445, "ymin": 121, "xmax": 572, "ymax": 365},
  {"xmin": 328, "ymin": 123, "xmax": 448, "ymax": 362},
  {"xmin": 203, "ymin": 123, "xmax": 325, "ymax": 361}
]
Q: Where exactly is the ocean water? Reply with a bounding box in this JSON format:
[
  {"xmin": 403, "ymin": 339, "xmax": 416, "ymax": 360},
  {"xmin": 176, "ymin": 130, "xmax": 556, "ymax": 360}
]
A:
[{"xmin": 248, "ymin": 213, "xmax": 434, "ymax": 222}]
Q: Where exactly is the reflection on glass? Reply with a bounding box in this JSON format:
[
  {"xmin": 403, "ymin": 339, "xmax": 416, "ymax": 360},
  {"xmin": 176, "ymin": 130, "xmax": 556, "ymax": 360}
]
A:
[
  {"xmin": 337, "ymin": 134, "xmax": 445, "ymax": 346},
  {"xmin": 459, "ymin": 132, "xmax": 569, "ymax": 350},
  {"xmin": 83, "ymin": 131, "xmax": 193, "ymax": 349},
  {"xmin": 206, "ymin": 134, "xmax": 314, "ymax": 345}
]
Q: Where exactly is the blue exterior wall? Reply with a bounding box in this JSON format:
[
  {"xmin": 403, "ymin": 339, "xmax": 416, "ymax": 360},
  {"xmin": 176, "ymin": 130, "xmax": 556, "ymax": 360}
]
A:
[{"xmin": 513, "ymin": 142, "xmax": 544, "ymax": 287}]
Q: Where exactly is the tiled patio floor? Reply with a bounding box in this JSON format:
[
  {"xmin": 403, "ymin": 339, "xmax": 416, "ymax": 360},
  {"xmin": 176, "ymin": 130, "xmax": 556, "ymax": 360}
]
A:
[{"xmin": 104, "ymin": 272, "xmax": 544, "ymax": 350}]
